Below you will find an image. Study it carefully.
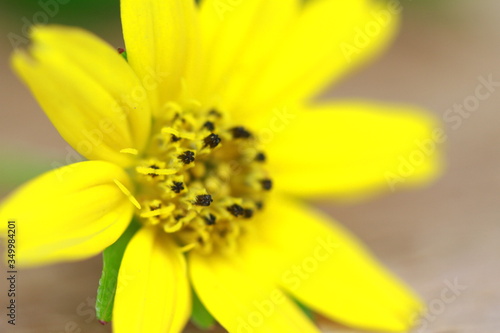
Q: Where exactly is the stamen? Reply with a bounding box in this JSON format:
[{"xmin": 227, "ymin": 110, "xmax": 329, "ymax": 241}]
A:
[
  {"xmin": 113, "ymin": 179, "xmax": 141, "ymax": 209},
  {"xmin": 136, "ymin": 166, "xmax": 177, "ymax": 176},
  {"xmin": 178, "ymin": 151, "xmax": 195, "ymax": 164},
  {"xmin": 255, "ymin": 152, "xmax": 266, "ymax": 162},
  {"xmin": 203, "ymin": 133, "xmax": 221, "ymax": 149},
  {"xmin": 148, "ymin": 165, "xmax": 159, "ymax": 178},
  {"xmin": 180, "ymin": 243, "xmax": 197, "ymax": 253},
  {"xmin": 227, "ymin": 204, "xmax": 244, "ymax": 217},
  {"xmin": 209, "ymin": 109, "xmax": 222, "ymax": 117},
  {"xmin": 162, "ymin": 127, "xmax": 195, "ymax": 140},
  {"xmin": 194, "ymin": 194, "xmax": 213, "ymax": 206},
  {"xmin": 120, "ymin": 148, "xmax": 138, "ymax": 155},
  {"xmin": 204, "ymin": 214, "xmax": 217, "ymax": 225},
  {"xmin": 261, "ymin": 179, "xmax": 273, "ymax": 191},
  {"xmin": 231, "ymin": 126, "xmax": 252, "ymax": 139},
  {"xmin": 243, "ymin": 209, "xmax": 254, "ymax": 219},
  {"xmin": 163, "ymin": 221, "xmax": 184, "ymax": 233},
  {"xmin": 203, "ymin": 121, "xmax": 215, "ymax": 131},
  {"xmin": 131, "ymin": 105, "xmax": 271, "ymax": 254},
  {"xmin": 162, "ymin": 127, "xmax": 180, "ymax": 137},
  {"xmin": 171, "ymin": 181, "xmax": 185, "ymax": 194},
  {"xmin": 140, "ymin": 204, "xmax": 175, "ymax": 218}
]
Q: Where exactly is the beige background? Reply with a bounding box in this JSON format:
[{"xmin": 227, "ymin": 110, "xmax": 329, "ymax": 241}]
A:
[{"xmin": 0, "ymin": 1, "xmax": 499, "ymax": 332}]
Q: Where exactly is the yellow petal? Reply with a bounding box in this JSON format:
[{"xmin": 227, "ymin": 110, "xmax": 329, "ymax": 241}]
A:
[
  {"xmin": 198, "ymin": 0, "xmax": 299, "ymax": 112},
  {"xmin": 11, "ymin": 26, "xmax": 152, "ymax": 167},
  {"xmin": 200, "ymin": 0, "xmax": 398, "ymax": 126},
  {"xmin": 114, "ymin": 227, "xmax": 190, "ymax": 333},
  {"xmin": 268, "ymin": 102, "xmax": 442, "ymax": 199},
  {"xmin": 252, "ymin": 195, "xmax": 423, "ymax": 331},
  {"xmin": 121, "ymin": 0, "xmax": 200, "ymax": 113},
  {"xmin": 0, "ymin": 161, "xmax": 134, "ymax": 266},
  {"xmin": 189, "ymin": 251, "xmax": 320, "ymax": 333}
]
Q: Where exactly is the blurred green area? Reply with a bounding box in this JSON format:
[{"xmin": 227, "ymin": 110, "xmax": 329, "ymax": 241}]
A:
[
  {"xmin": 1, "ymin": 0, "xmax": 121, "ymax": 39},
  {"xmin": 0, "ymin": 149, "xmax": 56, "ymax": 195}
]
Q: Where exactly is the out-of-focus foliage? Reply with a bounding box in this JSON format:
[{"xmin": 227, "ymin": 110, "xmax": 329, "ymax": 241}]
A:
[{"xmin": 1, "ymin": 0, "xmax": 120, "ymax": 34}]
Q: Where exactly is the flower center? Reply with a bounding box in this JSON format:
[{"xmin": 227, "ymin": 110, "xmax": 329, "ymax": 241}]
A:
[{"xmin": 131, "ymin": 103, "xmax": 271, "ymax": 254}]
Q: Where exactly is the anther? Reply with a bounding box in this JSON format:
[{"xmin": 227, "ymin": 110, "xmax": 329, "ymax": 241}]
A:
[
  {"xmin": 171, "ymin": 134, "xmax": 181, "ymax": 142},
  {"xmin": 261, "ymin": 179, "xmax": 273, "ymax": 191},
  {"xmin": 204, "ymin": 214, "xmax": 217, "ymax": 225},
  {"xmin": 203, "ymin": 121, "xmax": 215, "ymax": 131},
  {"xmin": 255, "ymin": 201, "xmax": 264, "ymax": 210},
  {"xmin": 148, "ymin": 165, "xmax": 160, "ymax": 178},
  {"xmin": 255, "ymin": 152, "xmax": 266, "ymax": 162},
  {"xmin": 171, "ymin": 181, "xmax": 185, "ymax": 194},
  {"xmin": 175, "ymin": 215, "xmax": 184, "ymax": 221},
  {"xmin": 194, "ymin": 194, "xmax": 213, "ymax": 206},
  {"xmin": 136, "ymin": 166, "xmax": 176, "ymax": 176},
  {"xmin": 209, "ymin": 109, "xmax": 222, "ymax": 117},
  {"xmin": 231, "ymin": 126, "xmax": 252, "ymax": 139},
  {"xmin": 227, "ymin": 204, "xmax": 244, "ymax": 217},
  {"xmin": 203, "ymin": 133, "xmax": 221, "ymax": 148},
  {"xmin": 243, "ymin": 209, "xmax": 253, "ymax": 219},
  {"xmin": 178, "ymin": 151, "xmax": 195, "ymax": 164}
]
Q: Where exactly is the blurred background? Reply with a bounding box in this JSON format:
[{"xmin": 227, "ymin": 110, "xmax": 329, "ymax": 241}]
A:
[{"xmin": 0, "ymin": 0, "xmax": 499, "ymax": 332}]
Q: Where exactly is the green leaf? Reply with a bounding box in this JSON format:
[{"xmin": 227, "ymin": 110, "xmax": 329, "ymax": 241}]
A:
[
  {"xmin": 95, "ymin": 219, "xmax": 141, "ymax": 323},
  {"xmin": 191, "ymin": 288, "xmax": 216, "ymax": 329}
]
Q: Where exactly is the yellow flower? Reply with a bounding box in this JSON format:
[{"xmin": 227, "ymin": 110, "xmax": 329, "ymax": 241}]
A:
[{"xmin": 0, "ymin": 0, "xmax": 440, "ymax": 332}]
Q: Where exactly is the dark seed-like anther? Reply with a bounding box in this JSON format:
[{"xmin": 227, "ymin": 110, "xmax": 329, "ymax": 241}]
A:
[
  {"xmin": 175, "ymin": 215, "xmax": 184, "ymax": 221},
  {"xmin": 171, "ymin": 181, "xmax": 184, "ymax": 194},
  {"xmin": 205, "ymin": 214, "xmax": 217, "ymax": 225},
  {"xmin": 148, "ymin": 164, "xmax": 160, "ymax": 178},
  {"xmin": 194, "ymin": 194, "xmax": 213, "ymax": 206},
  {"xmin": 209, "ymin": 109, "xmax": 222, "ymax": 117},
  {"xmin": 227, "ymin": 204, "xmax": 244, "ymax": 217},
  {"xmin": 231, "ymin": 126, "xmax": 252, "ymax": 139},
  {"xmin": 178, "ymin": 151, "xmax": 195, "ymax": 164},
  {"xmin": 203, "ymin": 133, "xmax": 221, "ymax": 148},
  {"xmin": 171, "ymin": 134, "xmax": 181, "ymax": 142},
  {"xmin": 203, "ymin": 121, "xmax": 215, "ymax": 131},
  {"xmin": 243, "ymin": 209, "xmax": 254, "ymax": 219},
  {"xmin": 255, "ymin": 152, "xmax": 266, "ymax": 162},
  {"xmin": 261, "ymin": 179, "xmax": 273, "ymax": 191}
]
